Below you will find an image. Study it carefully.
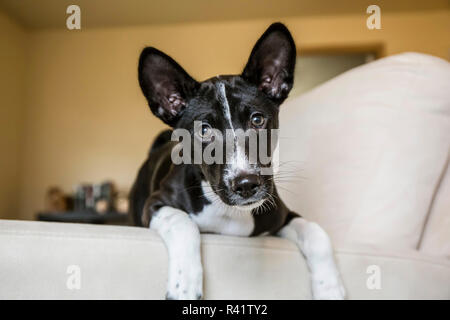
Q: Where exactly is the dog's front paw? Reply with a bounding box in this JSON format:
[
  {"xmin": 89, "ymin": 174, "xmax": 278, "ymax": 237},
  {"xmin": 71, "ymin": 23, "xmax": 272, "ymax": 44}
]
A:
[
  {"xmin": 166, "ymin": 263, "xmax": 203, "ymax": 300},
  {"xmin": 311, "ymin": 272, "xmax": 346, "ymax": 300}
]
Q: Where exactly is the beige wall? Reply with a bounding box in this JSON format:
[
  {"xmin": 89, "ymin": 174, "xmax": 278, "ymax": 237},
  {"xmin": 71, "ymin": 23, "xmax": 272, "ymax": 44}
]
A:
[
  {"xmin": 0, "ymin": 11, "xmax": 26, "ymax": 219},
  {"xmin": 5, "ymin": 9, "xmax": 450, "ymax": 220}
]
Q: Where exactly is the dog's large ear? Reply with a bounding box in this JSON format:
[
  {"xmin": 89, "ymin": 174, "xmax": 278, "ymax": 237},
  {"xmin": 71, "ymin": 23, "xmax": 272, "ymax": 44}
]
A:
[
  {"xmin": 138, "ymin": 47, "xmax": 199, "ymax": 126},
  {"xmin": 242, "ymin": 23, "xmax": 296, "ymax": 103}
]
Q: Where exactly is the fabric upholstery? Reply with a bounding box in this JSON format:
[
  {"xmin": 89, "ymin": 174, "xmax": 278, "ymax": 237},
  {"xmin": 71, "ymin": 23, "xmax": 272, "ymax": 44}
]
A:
[
  {"xmin": 0, "ymin": 220, "xmax": 448, "ymax": 299},
  {"xmin": 278, "ymin": 53, "xmax": 450, "ymax": 250},
  {"xmin": 419, "ymin": 158, "xmax": 450, "ymax": 258}
]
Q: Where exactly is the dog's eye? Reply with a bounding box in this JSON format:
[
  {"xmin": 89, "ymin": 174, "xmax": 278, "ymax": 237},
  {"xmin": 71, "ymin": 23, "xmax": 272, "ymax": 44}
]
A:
[
  {"xmin": 250, "ymin": 113, "xmax": 266, "ymax": 128},
  {"xmin": 197, "ymin": 123, "xmax": 213, "ymax": 141}
]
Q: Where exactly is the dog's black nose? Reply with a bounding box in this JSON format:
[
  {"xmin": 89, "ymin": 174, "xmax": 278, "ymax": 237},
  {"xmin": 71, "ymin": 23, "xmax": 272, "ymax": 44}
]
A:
[{"xmin": 232, "ymin": 174, "xmax": 261, "ymax": 198}]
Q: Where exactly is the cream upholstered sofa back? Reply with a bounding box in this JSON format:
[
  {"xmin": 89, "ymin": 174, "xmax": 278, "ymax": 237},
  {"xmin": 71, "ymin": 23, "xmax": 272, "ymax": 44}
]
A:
[{"xmin": 277, "ymin": 53, "xmax": 450, "ymax": 253}]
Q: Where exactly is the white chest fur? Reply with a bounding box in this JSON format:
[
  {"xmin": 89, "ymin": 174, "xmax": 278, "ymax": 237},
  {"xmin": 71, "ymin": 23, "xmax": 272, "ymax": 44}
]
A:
[
  {"xmin": 190, "ymin": 203, "xmax": 254, "ymax": 236},
  {"xmin": 189, "ymin": 181, "xmax": 256, "ymax": 236}
]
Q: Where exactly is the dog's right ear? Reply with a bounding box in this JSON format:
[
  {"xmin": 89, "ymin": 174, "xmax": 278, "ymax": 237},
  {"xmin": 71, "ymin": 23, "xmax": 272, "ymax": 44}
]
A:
[{"xmin": 138, "ymin": 47, "xmax": 199, "ymax": 126}]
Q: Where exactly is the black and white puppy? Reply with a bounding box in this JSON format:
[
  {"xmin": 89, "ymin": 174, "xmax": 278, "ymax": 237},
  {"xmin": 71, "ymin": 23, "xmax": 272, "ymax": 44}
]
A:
[{"xmin": 130, "ymin": 23, "xmax": 345, "ymax": 300}]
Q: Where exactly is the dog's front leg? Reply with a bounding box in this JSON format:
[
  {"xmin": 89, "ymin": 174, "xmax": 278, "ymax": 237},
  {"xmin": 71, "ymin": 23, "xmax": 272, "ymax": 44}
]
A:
[
  {"xmin": 277, "ymin": 217, "xmax": 346, "ymax": 300},
  {"xmin": 150, "ymin": 206, "xmax": 203, "ymax": 300}
]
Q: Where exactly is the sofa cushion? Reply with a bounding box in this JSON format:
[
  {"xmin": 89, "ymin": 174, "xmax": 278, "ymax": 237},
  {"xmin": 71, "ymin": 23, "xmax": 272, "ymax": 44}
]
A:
[
  {"xmin": 278, "ymin": 53, "xmax": 450, "ymax": 250},
  {"xmin": 0, "ymin": 220, "xmax": 449, "ymax": 299},
  {"xmin": 419, "ymin": 159, "xmax": 450, "ymax": 258}
]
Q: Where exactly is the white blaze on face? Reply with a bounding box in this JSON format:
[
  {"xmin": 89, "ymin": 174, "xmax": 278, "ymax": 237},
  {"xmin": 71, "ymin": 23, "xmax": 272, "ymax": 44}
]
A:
[
  {"xmin": 217, "ymin": 82, "xmax": 235, "ymax": 134},
  {"xmin": 216, "ymin": 82, "xmax": 252, "ymax": 184}
]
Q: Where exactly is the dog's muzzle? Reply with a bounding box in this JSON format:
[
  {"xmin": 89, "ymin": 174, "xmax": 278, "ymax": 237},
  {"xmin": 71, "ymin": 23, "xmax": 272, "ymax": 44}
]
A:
[{"xmin": 231, "ymin": 174, "xmax": 262, "ymax": 199}]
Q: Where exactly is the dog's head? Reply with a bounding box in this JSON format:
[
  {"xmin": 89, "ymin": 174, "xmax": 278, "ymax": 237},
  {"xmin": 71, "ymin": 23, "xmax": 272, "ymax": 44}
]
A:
[{"xmin": 138, "ymin": 23, "xmax": 296, "ymax": 208}]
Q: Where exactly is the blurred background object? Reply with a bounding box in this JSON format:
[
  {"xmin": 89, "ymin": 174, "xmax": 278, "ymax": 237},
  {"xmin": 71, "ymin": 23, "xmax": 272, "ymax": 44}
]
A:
[
  {"xmin": 115, "ymin": 190, "xmax": 130, "ymax": 214},
  {"xmin": 38, "ymin": 181, "xmax": 128, "ymax": 224},
  {"xmin": 0, "ymin": 0, "xmax": 448, "ymax": 221},
  {"xmin": 44, "ymin": 187, "xmax": 68, "ymax": 212}
]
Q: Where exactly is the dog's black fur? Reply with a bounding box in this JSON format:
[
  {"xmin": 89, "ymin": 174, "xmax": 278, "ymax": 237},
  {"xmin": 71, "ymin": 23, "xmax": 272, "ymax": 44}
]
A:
[{"xmin": 130, "ymin": 23, "xmax": 299, "ymax": 235}]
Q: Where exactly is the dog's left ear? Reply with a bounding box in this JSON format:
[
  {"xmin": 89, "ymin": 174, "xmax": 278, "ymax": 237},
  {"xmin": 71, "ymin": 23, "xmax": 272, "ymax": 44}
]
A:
[{"xmin": 242, "ymin": 23, "xmax": 296, "ymax": 103}]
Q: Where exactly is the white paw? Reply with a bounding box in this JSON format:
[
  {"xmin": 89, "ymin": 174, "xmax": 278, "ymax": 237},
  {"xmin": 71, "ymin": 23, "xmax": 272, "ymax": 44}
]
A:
[
  {"xmin": 166, "ymin": 262, "xmax": 203, "ymax": 300},
  {"xmin": 311, "ymin": 272, "xmax": 346, "ymax": 300}
]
